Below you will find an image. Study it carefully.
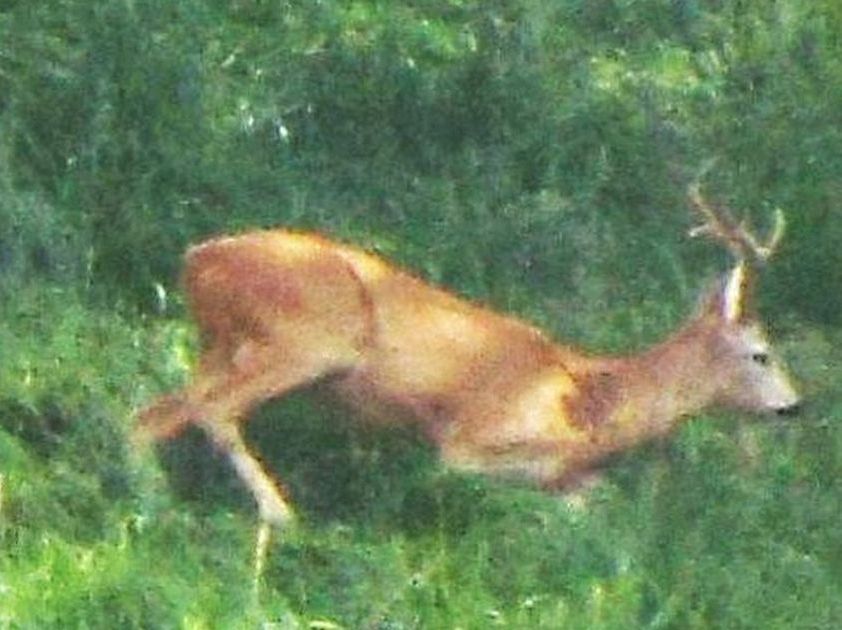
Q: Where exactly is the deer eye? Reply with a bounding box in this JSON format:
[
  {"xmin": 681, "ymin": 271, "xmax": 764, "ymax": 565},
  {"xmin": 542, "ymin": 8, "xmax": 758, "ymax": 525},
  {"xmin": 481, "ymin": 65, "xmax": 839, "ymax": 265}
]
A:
[{"xmin": 751, "ymin": 352, "xmax": 769, "ymax": 365}]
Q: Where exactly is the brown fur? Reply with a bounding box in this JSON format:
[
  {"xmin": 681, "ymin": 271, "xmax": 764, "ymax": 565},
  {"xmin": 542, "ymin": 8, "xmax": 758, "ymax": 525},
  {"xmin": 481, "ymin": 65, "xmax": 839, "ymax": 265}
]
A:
[
  {"xmin": 136, "ymin": 229, "xmax": 799, "ymax": 525},
  {"xmin": 567, "ymin": 370, "xmax": 622, "ymax": 431}
]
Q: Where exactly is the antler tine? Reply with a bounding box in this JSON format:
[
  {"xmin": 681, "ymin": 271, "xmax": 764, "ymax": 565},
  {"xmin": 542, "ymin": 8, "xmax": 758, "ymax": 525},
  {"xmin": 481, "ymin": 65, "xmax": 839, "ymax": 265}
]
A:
[
  {"xmin": 755, "ymin": 206, "xmax": 786, "ymax": 260},
  {"xmin": 687, "ymin": 160, "xmax": 785, "ymax": 265},
  {"xmin": 687, "ymin": 160, "xmax": 747, "ymax": 261}
]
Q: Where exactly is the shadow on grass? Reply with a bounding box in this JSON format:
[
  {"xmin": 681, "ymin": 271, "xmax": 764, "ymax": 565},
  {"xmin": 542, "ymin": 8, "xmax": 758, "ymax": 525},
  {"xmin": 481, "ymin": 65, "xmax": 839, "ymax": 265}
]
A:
[{"xmin": 153, "ymin": 387, "xmax": 573, "ymax": 539}]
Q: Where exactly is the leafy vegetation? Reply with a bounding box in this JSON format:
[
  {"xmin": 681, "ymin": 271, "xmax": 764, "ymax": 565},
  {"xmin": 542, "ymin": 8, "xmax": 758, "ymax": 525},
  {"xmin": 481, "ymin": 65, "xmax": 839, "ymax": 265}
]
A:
[{"xmin": 1, "ymin": 0, "xmax": 840, "ymax": 627}]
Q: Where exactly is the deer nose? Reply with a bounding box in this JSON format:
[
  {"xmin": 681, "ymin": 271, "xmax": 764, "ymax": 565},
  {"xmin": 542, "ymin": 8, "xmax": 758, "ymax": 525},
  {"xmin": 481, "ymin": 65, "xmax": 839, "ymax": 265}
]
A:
[{"xmin": 776, "ymin": 402, "xmax": 802, "ymax": 417}]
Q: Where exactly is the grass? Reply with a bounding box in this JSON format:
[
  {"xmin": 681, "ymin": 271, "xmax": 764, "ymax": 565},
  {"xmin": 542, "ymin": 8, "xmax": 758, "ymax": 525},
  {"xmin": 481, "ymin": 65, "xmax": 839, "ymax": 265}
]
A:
[
  {"xmin": 0, "ymin": 283, "xmax": 840, "ymax": 628},
  {"xmin": 2, "ymin": 0, "xmax": 840, "ymax": 626}
]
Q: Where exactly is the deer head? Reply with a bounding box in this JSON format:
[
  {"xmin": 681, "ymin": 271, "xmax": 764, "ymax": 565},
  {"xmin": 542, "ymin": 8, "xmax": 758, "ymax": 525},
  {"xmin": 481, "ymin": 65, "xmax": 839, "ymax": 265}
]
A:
[{"xmin": 688, "ymin": 160, "xmax": 800, "ymax": 415}]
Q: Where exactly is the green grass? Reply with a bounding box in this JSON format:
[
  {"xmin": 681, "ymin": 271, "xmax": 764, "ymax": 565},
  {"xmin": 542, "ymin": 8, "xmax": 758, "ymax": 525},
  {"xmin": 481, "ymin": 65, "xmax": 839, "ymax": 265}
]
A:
[
  {"xmin": 1, "ymin": 284, "xmax": 840, "ymax": 628},
  {"xmin": 2, "ymin": 0, "xmax": 841, "ymax": 626}
]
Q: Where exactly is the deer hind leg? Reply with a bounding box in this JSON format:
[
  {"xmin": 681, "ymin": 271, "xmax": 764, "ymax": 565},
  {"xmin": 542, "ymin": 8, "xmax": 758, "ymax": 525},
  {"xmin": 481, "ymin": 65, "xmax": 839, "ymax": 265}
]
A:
[
  {"xmin": 188, "ymin": 336, "xmax": 362, "ymax": 526},
  {"xmin": 135, "ymin": 393, "xmax": 197, "ymax": 443},
  {"xmin": 199, "ymin": 409, "xmax": 295, "ymax": 526},
  {"xmin": 173, "ymin": 334, "xmax": 363, "ymax": 593},
  {"xmin": 135, "ymin": 343, "xmax": 232, "ymax": 443}
]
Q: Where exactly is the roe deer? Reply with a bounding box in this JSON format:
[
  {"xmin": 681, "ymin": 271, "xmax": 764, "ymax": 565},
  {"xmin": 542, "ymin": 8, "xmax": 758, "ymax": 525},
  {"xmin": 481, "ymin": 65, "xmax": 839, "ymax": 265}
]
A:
[{"xmin": 136, "ymin": 170, "xmax": 800, "ymax": 539}]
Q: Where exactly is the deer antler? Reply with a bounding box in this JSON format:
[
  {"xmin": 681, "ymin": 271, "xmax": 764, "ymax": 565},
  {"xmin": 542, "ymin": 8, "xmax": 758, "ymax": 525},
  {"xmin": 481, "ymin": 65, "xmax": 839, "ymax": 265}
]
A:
[{"xmin": 688, "ymin": 159, "xmax": 785, "ymax": 265}]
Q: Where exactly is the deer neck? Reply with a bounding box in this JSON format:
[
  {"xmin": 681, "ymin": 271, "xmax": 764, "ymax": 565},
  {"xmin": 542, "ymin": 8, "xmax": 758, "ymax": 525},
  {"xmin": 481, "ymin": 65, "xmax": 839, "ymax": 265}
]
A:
[{"xmin": 580, "ymin": 319, "xmax": 720, "ymax": 444}]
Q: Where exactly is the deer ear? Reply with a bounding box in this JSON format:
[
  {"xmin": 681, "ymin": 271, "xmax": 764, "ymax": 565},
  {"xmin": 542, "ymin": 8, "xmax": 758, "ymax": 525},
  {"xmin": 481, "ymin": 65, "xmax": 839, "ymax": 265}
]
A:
[
  {"xmin": 720, "ymin": 262, "xmax": 751, "ymax": 322},
  {"xmin": 699, "ymin": 262, "xmax": 752, "ymax": 322}
]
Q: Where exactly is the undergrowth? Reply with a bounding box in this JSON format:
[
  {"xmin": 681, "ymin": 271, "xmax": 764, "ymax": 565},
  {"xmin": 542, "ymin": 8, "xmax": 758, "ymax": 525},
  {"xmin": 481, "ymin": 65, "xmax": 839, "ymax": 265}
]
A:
[{"xmin": 0, "ymin": 285, "xmax": 839, "ymax": 628}]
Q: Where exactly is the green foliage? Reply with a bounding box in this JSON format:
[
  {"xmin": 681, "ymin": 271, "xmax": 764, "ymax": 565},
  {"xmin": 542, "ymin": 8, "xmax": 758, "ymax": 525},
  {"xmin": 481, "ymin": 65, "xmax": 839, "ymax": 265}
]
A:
[
  {"xmin": 2, "ymin": 0, "xmax": 840, "ymax": 319},
  {"xmin": 0, "ymin": 0, "xmax": 841, "ymax": 626}
]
